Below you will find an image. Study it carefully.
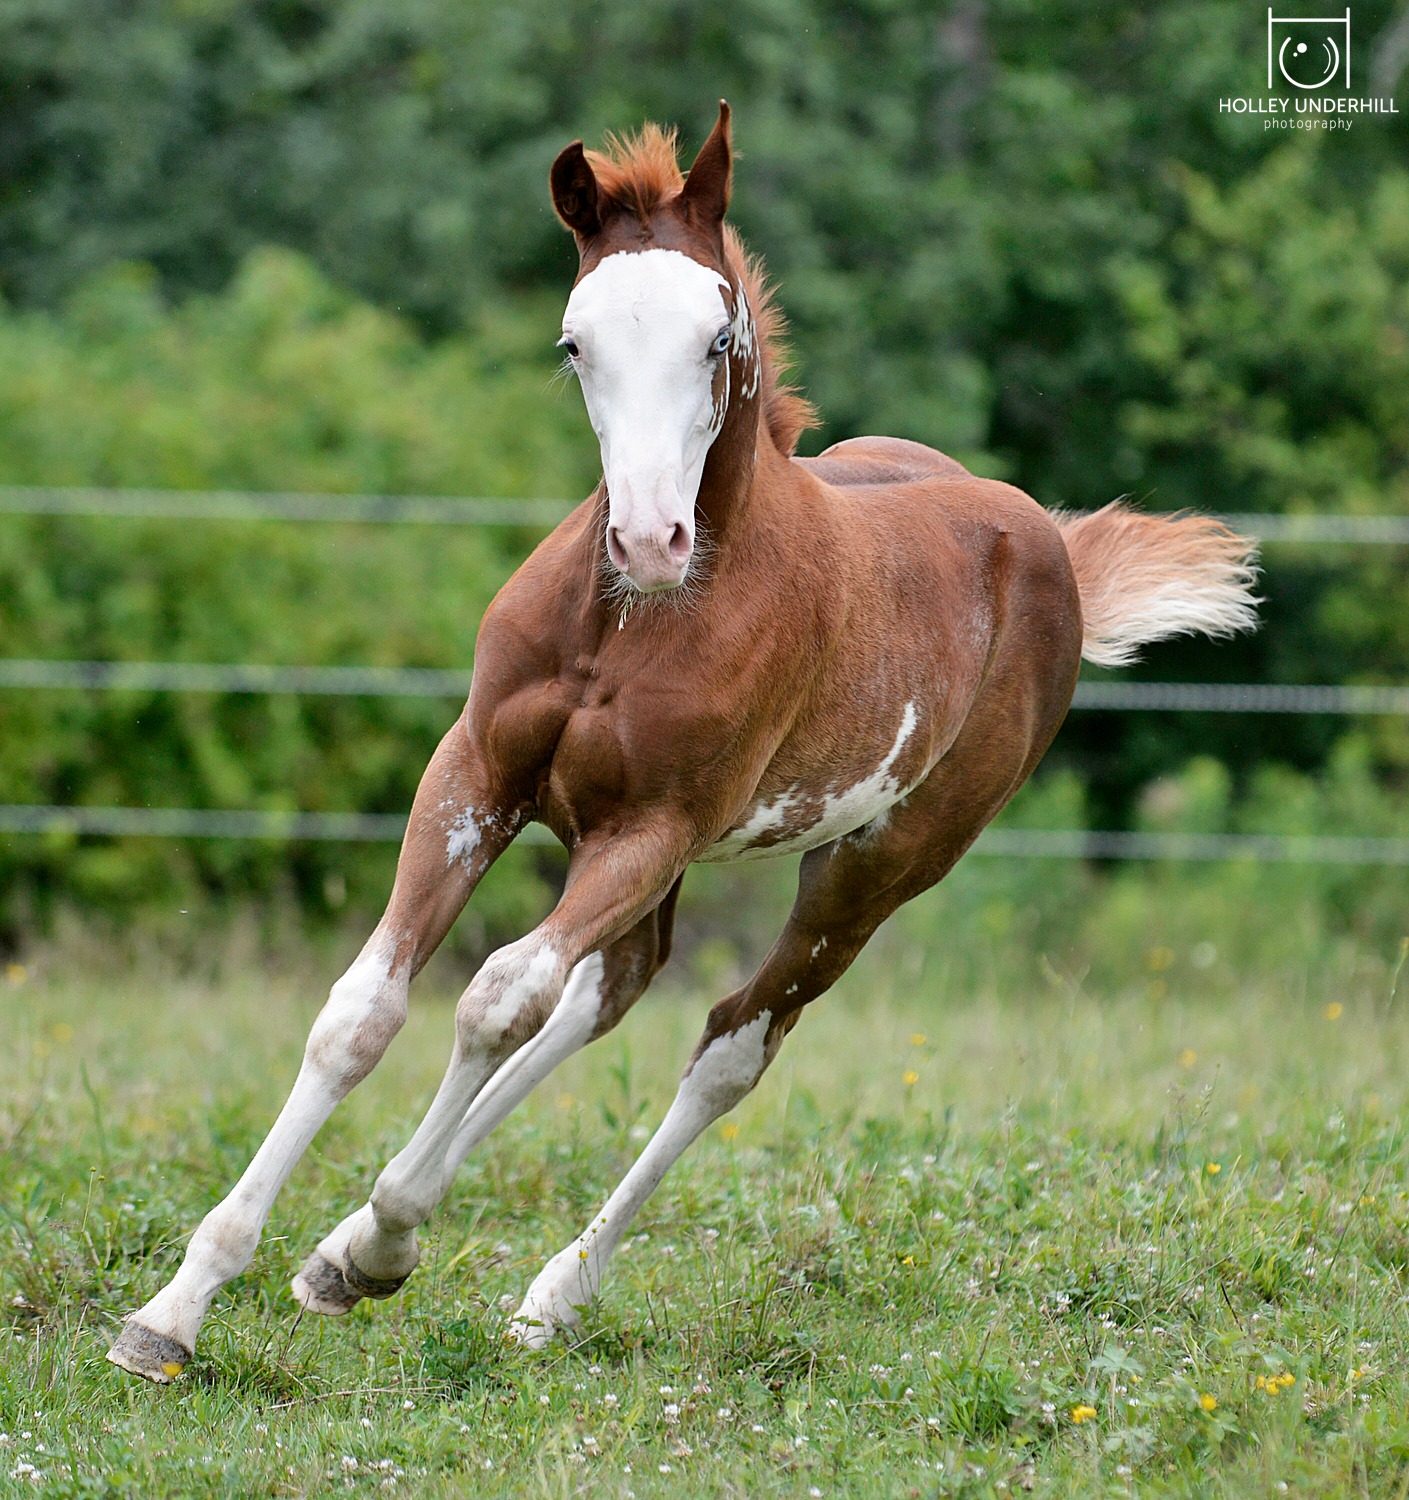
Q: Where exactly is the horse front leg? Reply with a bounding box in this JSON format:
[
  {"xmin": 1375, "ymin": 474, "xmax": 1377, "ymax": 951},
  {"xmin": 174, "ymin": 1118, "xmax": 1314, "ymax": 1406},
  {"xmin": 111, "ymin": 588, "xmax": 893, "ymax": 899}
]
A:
[
  {"xmin": 107, "ymin": 723, "xmax": 519, "ymax": 1383},
  {"xmin": 292, "ymin": 830, "xmax": 687, "ymax": 1316}
]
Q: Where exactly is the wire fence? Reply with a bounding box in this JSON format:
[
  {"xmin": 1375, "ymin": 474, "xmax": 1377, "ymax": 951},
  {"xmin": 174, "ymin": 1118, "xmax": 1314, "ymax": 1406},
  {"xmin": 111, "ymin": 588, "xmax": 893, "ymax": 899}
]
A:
[
  {"xmin": 3, "ymin": 659, "xmax": 1407, "ymax": 715},
  {"xmin": 0, "ymin": 485, "xmax": 573, "ymax": 527},
  {"xmin": 5, "ymin": 484, "xmax": 1406, "ymax": 864},
  {"xmin": 0, "ymin": 483, "xmax": 1406, "ymax": 544},
  {"xmin": 3, "ymin": 804, "xmax": 1407, "ymax": 864}
]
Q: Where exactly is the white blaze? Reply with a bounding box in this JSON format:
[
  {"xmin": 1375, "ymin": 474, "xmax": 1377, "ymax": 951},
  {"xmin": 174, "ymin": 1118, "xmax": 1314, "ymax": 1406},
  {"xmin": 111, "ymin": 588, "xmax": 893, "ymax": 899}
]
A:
[{"xmin": 562, "ymin": 248, "xmax": 733, "ymax": 591}]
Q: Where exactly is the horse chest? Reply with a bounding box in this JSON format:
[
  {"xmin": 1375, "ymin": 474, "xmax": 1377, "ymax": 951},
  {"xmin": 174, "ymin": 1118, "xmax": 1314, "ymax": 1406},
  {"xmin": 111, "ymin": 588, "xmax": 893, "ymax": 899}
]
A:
[{"xmin": 698, "ymin": 700, "xmax": 925, "ymax": 864}]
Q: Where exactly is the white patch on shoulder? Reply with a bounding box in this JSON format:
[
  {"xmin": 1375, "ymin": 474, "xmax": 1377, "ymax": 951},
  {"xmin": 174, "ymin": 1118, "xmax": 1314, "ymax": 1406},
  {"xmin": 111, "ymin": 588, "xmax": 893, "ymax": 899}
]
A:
[
  {"xmin": 701, "ymin": 702, "xmax": 922, "ymax": 863},
  {"xmin": 446, "ymin": 809, "xmax": 484, "ymax": 868}
]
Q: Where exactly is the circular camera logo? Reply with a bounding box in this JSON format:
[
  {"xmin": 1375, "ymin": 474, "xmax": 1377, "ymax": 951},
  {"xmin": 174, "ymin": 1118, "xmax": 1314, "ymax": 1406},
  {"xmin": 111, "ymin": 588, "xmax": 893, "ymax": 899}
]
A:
[
  {"xmin": 1268, "ymin": 9, "xmax": 1351, "ymax": 91},
  {"xmin": 1279, "ymin": 34, "xmax": 1340, "ymax": 87}
]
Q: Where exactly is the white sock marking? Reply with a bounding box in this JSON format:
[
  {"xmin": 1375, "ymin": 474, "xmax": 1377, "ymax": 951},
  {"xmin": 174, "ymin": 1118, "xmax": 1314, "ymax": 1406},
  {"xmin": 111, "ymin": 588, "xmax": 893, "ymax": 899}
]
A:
[{"xmin": 511, "ymin": 1012, "xmax": 772, "ymax": 1344}]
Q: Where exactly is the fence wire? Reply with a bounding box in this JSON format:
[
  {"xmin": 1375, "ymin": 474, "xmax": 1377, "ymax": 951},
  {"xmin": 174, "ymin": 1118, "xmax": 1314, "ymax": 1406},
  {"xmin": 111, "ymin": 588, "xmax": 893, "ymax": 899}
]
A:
[
  {"xmin": 0, "ymin": 485, "xmax": 572, "ymax": 526},
  {"xmin": 1, "ymin": 804, "xmax": 1406, "ymax": 863},
  {"xmin": 2, "ymin": 659, "xmax": 1405, "ymax": 715},
  {"xmin": 0, "ymin": 484, "xmax": 1405, "ymax": 544},
  {"xmin": 4, "ymin": 485, "xmax": 1405, "ymax": 863}
]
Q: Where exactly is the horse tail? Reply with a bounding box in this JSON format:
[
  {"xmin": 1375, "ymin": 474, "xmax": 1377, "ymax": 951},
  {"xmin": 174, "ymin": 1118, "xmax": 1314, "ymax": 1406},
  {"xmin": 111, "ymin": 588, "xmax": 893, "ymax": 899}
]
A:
[{"xmin": 1051, "ymin": 502, "xmax": 1260, "ymax": 669}]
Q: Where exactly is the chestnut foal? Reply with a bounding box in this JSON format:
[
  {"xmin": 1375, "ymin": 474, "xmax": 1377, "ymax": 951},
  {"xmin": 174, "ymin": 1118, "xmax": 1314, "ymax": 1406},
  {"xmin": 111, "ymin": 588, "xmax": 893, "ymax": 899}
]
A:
[{"xmin": 108, "ymin": 105, "xmax": 1257, "ymax": 1380}]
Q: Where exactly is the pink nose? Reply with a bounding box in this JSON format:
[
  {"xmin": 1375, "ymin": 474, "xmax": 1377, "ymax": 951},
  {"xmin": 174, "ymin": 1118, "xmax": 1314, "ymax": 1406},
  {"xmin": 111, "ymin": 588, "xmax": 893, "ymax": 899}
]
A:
[{"xmin": 606, "ymin": 522, "xmax": 693, "ymax": 590}]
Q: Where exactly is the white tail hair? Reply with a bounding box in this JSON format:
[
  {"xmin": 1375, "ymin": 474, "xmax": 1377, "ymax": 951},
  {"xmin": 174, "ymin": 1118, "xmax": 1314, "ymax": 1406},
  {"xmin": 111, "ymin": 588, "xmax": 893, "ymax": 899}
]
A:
[{"xmin": 1052, "ymin": 502, "xmax": 1260, "ymax": 668}]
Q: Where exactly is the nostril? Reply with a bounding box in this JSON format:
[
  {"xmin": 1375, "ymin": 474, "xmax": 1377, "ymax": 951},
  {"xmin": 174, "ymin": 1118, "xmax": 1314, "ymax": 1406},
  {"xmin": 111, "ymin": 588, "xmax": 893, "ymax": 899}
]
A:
[
  {"xmin": 666, "ymin": 523, "xmax": 692, "ymax": 563},
  {"xmin": 606, "ymin": 526, "xmax": 628, "ymax": 571}
]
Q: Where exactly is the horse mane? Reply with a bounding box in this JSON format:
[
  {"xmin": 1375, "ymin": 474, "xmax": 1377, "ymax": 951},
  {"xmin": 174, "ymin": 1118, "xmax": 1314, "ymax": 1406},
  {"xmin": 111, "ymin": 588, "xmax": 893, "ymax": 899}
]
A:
[{"xmin": 584, "ymin": 125, "xmax": 818, "ymax": 456}]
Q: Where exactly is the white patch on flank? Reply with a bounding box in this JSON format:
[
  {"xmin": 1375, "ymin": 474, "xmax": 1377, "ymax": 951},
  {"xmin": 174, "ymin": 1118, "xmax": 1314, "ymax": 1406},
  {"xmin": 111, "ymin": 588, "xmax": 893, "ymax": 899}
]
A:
[{"xmin": 701, "ymin": 701, "xmax": 922, "ymax": 863}]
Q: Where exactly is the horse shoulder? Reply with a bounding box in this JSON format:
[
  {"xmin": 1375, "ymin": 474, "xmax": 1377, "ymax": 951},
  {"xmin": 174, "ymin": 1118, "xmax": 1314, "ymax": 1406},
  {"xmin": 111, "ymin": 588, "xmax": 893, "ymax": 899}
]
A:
[{"xmin": 466, "ymin": 522, "xmax": 600, "ymax": 788}]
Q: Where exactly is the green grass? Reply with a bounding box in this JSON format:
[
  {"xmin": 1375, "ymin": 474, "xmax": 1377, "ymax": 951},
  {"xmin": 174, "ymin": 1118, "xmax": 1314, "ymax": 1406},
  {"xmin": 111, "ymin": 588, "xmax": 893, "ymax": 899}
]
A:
[{"xmin": 3, "ymin": 934, "xmax": 1409, "ymax": 1497}]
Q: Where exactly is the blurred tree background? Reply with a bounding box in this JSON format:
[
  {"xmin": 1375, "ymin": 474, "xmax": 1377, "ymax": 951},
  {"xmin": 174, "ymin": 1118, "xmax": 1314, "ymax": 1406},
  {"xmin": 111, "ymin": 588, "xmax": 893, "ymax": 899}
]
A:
[{"xmin": 0, "ymin": 0, "xmax": 1406, "ymax": 966}]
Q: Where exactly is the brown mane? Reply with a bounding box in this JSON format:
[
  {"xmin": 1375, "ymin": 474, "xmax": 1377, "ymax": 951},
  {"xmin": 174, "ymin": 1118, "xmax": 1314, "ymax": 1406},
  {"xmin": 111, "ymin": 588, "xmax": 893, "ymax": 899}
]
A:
[{"xmin": 585, "ymin": 125, "xmax": 817, "ymax": 456}]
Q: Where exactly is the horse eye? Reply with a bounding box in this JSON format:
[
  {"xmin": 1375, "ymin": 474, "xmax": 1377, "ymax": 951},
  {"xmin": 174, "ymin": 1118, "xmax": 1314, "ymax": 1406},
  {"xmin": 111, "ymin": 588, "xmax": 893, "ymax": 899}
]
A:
[
  {"xmin": 710, "ymin": 327, "xmax": 731, "ymax": 356},
  {"xmin": 558, "ymin": 336, "xmax": 579, "ymax": 358}
]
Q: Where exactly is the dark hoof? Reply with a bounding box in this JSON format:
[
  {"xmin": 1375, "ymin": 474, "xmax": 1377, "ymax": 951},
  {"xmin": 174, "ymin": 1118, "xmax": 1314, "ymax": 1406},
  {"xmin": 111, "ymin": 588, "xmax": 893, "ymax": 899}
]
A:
[
  {"xmin": 291, "ymin": 1251, "xmax": 362, "ymax": 1316},
  {"xmin": 107, "ymin": 1322, "xmax": 192, "ymax": 1383},
  {"xmin": 291, "ymin": 1250, "xmax": 409, "ymax": 1316}
]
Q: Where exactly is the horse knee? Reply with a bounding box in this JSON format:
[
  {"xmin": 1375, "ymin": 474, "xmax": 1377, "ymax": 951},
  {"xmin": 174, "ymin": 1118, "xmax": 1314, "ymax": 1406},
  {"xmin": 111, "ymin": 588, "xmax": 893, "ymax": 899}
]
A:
[
  {"xmin": 455, "ymin": 935, "xmax": 566, "ymax": 1055},
  {"xmin": 306, "ymin": 945, "xmax": 407, "ymax": 1088}
]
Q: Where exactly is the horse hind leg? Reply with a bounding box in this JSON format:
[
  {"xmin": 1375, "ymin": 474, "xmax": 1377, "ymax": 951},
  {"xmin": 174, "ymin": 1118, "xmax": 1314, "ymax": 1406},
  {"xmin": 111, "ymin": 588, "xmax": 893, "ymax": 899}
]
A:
[
  {"xmin": 509, "ymin": 879, "xmax": 879, "ymax": 1345},
  {"xmin": 509, "ymin": 666, "xmax": 1062, "ymax": 1346}
]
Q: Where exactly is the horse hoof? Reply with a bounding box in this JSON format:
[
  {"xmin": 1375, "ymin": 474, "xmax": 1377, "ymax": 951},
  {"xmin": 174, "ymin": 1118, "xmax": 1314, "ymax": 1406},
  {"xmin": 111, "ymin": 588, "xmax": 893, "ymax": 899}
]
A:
[
  {"xmin": 291, "ymin": 1251, "xmax": 362, "ymax": 1316},
  {"xmin": 291, "ymin": 1250, "xmax": 410, "ymax": 1316},
  {"xmin": 505, "ymin": 1315, "xmax": 559, "ymax": 1351},
  {"xmin": 507, "ymin": 1292, "xmax": 582, "ymax": 1349},
  {"xmin": 107, "ymin": 1322, "xmax": 191, "ymax": 1383}
]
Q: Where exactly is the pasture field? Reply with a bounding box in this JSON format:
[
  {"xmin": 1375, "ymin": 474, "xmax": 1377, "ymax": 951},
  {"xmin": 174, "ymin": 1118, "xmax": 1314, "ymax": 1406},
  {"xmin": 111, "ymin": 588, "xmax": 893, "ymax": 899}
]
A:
[{"xmin": 3, "ymin": 928, "xmax": 1409, "ymax": 1498}]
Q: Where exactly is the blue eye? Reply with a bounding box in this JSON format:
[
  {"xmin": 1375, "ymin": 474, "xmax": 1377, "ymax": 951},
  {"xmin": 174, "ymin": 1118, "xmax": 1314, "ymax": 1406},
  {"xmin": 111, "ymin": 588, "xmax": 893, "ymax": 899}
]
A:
[{"xmin": 710, "ymin": 327, "xmax": 731, "ymax": 356}]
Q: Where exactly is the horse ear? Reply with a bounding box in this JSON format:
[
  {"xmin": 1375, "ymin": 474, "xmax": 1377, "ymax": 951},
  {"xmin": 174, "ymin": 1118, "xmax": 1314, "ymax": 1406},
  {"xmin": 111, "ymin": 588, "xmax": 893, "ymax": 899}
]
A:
[
  {"xmin": 680, "ymin": 100, "xmax": 732, "ymax": 227},
  {"xmin": 549, "ymin": 141, "xmax": 602, "ymax": 238}
]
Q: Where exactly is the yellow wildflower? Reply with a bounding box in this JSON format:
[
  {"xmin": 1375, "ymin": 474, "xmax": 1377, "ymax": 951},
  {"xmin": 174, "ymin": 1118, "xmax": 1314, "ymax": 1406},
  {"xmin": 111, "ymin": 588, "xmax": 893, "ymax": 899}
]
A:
[
  {"xmin": 1199, "ymin": 1393, "xmax": 1217, "ymax": 1412},
  {"xmin": 1070, "ymin": 1405, "xmax": 1097, "ymax": 1424},
  {"xmin": 1206, "ymin": 1162, "xmax": 1221, "ymax": 1175},
  {"xmin": 909, "ymin": 1033, "xmax": 926, "ymax": 1047},
  {"xmin": 720, "ymin": 1122, "xmax": 740, "ymax": 1142},
  {"xmin": 1178, "ymin": 1048, "xmax": 1198, "ymax": 1068},
  {"xmin": 902, "ymin": 1069, "xmax": 919, "ymax": 1086},
  {"xmin": 1324, "ymin": 1002, "xmax": 1344, "ymax": 1021}
]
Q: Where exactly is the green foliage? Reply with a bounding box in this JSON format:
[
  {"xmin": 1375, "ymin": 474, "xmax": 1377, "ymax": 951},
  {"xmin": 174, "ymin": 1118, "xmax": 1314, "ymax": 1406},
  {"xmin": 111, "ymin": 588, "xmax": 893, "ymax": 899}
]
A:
[
  {"xmin": 0, "ymin": 0, "xmax": 1406, "ymax": 943},
  {"xmin": 0, "ymin": 250, "xmax": 597, "ymax": 952}
]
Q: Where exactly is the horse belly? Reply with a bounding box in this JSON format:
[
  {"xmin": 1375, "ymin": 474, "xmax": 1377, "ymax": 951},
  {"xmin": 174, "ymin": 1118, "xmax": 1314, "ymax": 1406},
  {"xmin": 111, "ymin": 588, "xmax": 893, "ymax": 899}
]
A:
[{"xmin": 698, "ymin": 701, "xmax": 924, "ymax": 864}]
